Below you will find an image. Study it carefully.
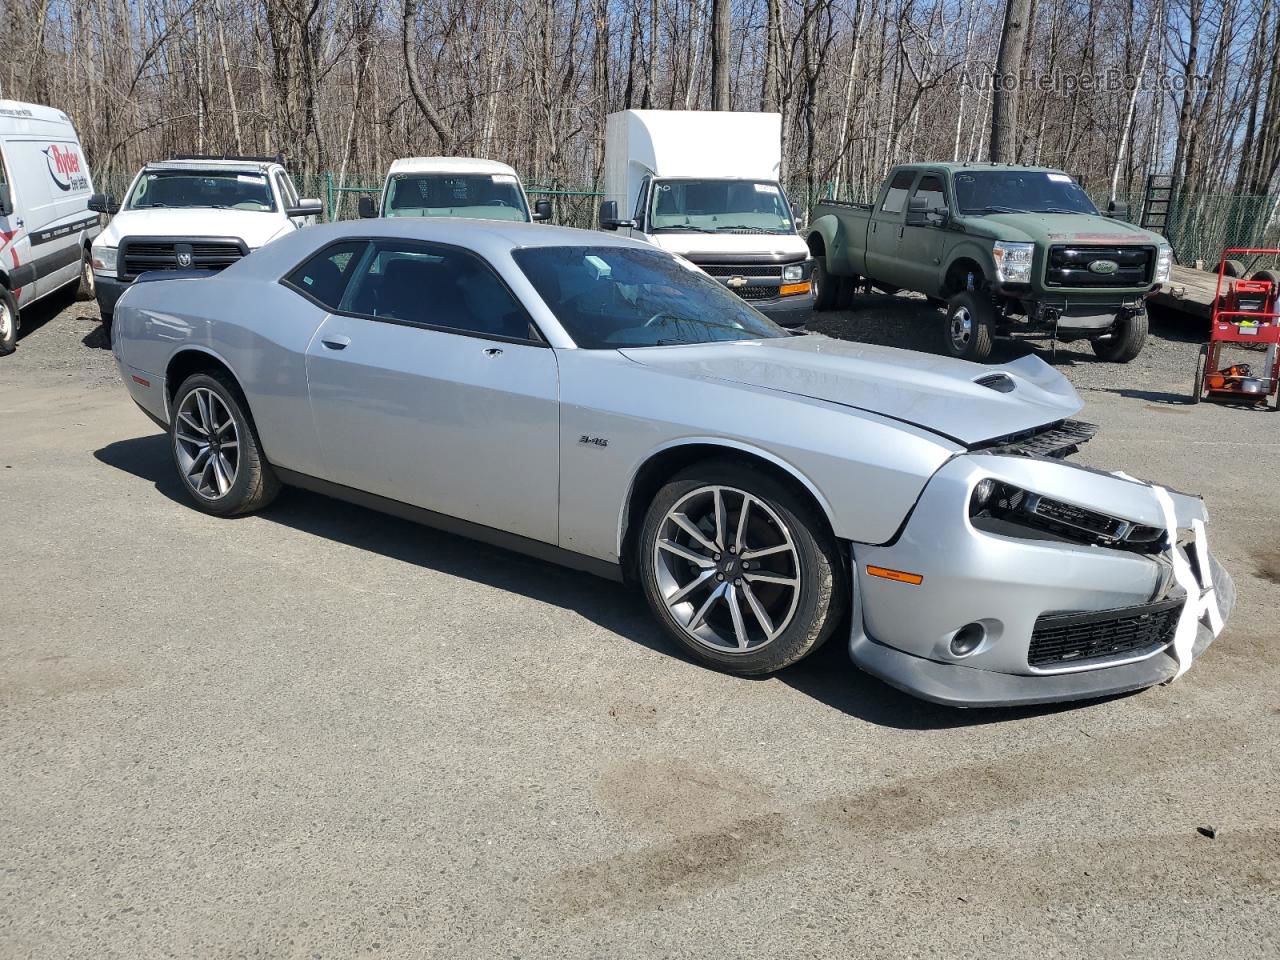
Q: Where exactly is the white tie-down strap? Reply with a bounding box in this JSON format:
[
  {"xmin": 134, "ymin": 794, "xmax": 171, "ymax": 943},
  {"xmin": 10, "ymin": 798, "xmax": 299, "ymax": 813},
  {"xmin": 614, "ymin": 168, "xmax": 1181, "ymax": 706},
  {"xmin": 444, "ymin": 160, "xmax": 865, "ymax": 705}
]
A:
[{"xmin": 1148, "ymin": 484, "xmax": 1225, "ymax": 679}]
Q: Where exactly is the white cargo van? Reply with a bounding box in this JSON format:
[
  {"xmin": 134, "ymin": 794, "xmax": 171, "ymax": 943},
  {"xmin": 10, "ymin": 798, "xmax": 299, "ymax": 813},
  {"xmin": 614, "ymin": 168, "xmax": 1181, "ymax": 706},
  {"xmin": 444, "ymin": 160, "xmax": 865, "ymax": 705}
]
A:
[
  {"xmin": 599, "ymin": 110, "xmax": 814, "ymax": 327},
  {"xmin": 0, "ymin": 100, "xmax": 101, "ymax": 354},
  {"xmin": 359, "ymin": 157, "xmax": 550, "ymax": 223}
]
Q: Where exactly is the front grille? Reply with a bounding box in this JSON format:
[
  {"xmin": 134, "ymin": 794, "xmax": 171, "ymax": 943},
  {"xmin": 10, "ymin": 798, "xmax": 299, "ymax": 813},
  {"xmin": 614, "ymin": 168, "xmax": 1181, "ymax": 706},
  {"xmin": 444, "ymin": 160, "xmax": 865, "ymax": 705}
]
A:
[
  {"xmin": 120, "ymin": 237, "xmax": 247, "ymax": 279},
  {"xmin": 699, "ymin": 264, "xmax": 783, "ymax": 279},
  {"xmin": 1028, "ymin": 597, "xmax": 1182, "ymax": 667},
  {"xmin": 974, "ymin": 419, "xmax": 1097, "ymax": 459},
  {"xmin": 1045, "ymin": 245, "xmax": 1153, "ymax": 288},
  {"xmin": 737, "ymin": 286, "xmax": 776, "ymax": 301}
]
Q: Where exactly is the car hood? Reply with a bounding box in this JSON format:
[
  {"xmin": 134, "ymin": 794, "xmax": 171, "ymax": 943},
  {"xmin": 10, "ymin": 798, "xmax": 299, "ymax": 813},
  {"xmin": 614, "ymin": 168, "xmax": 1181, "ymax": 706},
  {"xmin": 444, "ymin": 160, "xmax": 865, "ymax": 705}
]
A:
[
  {"xmin": 969, "ymin": 212, "xmax": 1167, "ymax": 246},
  {"xmin": 618, "ymin": 335, "xmax": 1082, "ymax": 446},
  {"xmin": 96, "ymin": 207, "xmax": 292, "ymax": 249}
]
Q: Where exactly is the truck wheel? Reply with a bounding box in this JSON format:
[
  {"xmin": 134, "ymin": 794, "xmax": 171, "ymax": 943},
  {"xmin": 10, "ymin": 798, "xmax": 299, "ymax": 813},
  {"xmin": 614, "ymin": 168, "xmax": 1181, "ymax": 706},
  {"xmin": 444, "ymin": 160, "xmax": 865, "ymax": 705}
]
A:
[
  {"xmin": 812, "ymin": 257, "xmax": 838, "ymax": 311},
  {"xmin": 1091, "ymin": 310, "xmax": 1148, "ymax": 363},
  {"xmin": 943, "ymin": 291, "xmax": 995, "ymax": 362},
  {"xmin": 836, "ymin": 275, "xmax": 858, "ymax": 309},
  {"xmin": 75, "ymin": 247, "xmax": 96, "ymax": 302},
  {"xmin": 0, "ymin": 287, "xmax": 17, "ymax": 356}
]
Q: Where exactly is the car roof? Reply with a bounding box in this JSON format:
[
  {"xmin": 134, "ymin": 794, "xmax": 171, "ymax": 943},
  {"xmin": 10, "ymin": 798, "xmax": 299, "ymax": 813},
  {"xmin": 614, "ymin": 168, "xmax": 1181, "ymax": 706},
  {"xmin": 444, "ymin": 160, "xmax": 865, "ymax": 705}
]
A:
[
  {"xmin": 387, "ymin": 157, "xmax": 519, "ymax": 178},
  {"xmin": 0, "ymin": 99, "xmax": 75, "ymax": 128},
  {"xmin": 300, "ymin": 218, "xmax": 638, "ymax": 251}
]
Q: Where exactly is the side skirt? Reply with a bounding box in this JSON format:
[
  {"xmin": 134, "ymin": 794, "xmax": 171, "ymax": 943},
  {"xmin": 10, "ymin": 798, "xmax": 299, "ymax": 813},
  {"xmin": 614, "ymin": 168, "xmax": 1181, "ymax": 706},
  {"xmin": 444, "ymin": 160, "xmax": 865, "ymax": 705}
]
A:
[{"xmin": 274, "ymin": 467, "xmax": 625, "ymax": 583}]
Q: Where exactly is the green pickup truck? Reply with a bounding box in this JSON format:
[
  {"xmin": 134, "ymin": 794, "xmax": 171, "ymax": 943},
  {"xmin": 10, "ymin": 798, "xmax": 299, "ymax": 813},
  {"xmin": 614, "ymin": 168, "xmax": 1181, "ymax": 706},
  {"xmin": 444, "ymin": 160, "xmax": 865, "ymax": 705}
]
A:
[{"xmin": 806, "ymin": 163, "xmax": 1174, "ymax": 362}]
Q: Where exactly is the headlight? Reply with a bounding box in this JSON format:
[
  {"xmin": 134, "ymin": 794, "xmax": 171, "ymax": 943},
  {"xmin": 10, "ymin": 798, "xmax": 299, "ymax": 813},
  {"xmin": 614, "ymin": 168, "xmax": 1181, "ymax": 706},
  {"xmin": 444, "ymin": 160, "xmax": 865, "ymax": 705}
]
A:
[
  {"xmin": 970, "ymin": 479, "xmax": 1165, "ymax": 550},
  {"xmin": 91, "ymin": 244, "xmax": 117, "ymax": 273},
  {"xmin": 783, "ymin": 263, "xmax": 805, "ymax": 282},
  {"xmin": 1154, "ymin": 243, "xmax": 1173, "ymax": 283},
  {"xmin": 992, "ymin": 241, "xmax": 1035, "ymax": 284}
]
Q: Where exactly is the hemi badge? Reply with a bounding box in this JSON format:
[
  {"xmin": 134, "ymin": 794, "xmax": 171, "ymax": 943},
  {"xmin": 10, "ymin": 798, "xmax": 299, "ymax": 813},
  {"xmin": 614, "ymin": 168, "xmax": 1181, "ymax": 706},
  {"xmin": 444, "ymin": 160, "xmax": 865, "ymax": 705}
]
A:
[
  {"xmin": 866, "ymin": 565, "xmax": 924, "ymax": 586},
  {"xmin": 132, "ymin": 375, "xmax": 150, "ymax": 387}
]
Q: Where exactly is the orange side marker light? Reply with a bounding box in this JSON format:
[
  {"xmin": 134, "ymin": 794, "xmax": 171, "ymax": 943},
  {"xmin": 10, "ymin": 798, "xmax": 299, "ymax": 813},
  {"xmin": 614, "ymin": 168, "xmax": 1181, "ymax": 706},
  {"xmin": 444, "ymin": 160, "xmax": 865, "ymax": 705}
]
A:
[{"xmin": 866, "ymin": 565, "xmax": 924, "ymax": 585}]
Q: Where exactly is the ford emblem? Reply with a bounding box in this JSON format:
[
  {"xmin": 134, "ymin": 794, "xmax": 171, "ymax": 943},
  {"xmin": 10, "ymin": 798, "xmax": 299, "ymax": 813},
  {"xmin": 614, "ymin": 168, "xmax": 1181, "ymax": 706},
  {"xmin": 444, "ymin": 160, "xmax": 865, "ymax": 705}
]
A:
[{"xmin": 1088, "ymin": 259, "xmax": 1119, "ymax": 275}]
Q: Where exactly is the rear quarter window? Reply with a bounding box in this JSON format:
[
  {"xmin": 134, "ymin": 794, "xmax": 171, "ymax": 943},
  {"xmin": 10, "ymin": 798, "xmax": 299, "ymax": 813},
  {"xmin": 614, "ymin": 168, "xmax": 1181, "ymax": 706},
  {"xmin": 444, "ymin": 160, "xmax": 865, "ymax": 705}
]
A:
[{"xmin": 282, "ymin": 241, "xmax": 368, "ymax": 310}]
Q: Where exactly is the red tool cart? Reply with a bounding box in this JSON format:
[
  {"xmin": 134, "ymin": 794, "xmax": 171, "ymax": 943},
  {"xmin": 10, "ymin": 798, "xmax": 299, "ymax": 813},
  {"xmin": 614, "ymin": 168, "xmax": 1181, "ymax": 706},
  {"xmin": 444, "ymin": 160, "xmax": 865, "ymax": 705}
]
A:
[{"xmin": 1191, "ymin": 248, "xmax": 1280, "ymax": 410}]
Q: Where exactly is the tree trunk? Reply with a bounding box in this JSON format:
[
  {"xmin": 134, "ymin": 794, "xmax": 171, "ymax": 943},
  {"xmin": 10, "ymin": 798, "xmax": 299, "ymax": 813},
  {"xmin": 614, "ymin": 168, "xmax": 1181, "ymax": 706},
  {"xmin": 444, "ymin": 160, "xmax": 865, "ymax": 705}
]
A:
[
  {"xmin": 710, "ymin": 0, "xmax": 731, "ymax": 110},
  {"xmin": 990, "ymin": 0, "xmax": 1031, "ymax": 162}
]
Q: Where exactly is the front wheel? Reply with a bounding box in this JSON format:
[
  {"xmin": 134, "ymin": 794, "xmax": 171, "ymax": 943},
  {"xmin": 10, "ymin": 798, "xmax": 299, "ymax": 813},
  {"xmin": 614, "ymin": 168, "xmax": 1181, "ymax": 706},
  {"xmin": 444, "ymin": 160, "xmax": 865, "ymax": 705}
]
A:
[
  {"xmin": 638, "ymin": 461, "xmax": 846, "ymax": 676},
  {"xmin": 1090, "ymin": 309, "xmax": 1148, "ymax": 363},
  {"xmin": 943, "ymin": 290, "xmax": 995, "ymax": 362},
  {"xmin": 0, "ymin": 287, "xmax": 17, "ymax": 356},
  {"xmin": 170, "ymin": 372, "xmax": 280, "ymax": 517},
  {"xmin": 75, "ymin": 248, "xmax": 96, "ymax": 302}
]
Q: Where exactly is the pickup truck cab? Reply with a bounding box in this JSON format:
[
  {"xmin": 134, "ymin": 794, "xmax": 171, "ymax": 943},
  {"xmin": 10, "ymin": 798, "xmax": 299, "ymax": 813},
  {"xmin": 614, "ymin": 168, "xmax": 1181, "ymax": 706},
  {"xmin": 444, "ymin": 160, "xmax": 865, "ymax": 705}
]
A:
[
  {"xmin": 0, "ymin": 99, "xmax": 101, "ymax": 355},
  {"xmin": 358, "ymin": 157, "xmax": 551, "ymax": 223},
  {"xmin": 88, "ymin": 155, "xmax": 321, "ymax": 328},
  {"xmin": 807, "ymin": 163, "xmax": 1173, "ymax": 362}
]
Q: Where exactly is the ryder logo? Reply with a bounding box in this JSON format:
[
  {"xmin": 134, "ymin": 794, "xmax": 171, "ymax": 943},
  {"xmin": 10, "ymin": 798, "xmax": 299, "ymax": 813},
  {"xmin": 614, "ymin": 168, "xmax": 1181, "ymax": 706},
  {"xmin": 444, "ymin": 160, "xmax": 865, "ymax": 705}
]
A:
[{"xmin": 44, "ymin": 144, "xmax": 87, "ymax": 192}]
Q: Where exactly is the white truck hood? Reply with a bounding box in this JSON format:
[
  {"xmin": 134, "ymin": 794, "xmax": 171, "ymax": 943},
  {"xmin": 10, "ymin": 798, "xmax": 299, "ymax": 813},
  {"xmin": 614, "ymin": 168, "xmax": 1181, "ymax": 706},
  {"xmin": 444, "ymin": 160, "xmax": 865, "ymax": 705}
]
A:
[
  {"xmin": 648, "ymin": 232, "xmax": 809, "ymax": 259},
  {"xmin": 619, "ymin": 334, "xmax": 1082, "ymax": 446},
  {"xmin": 97, "ymin": 208, "xmax": 294, "ymax": 250}
]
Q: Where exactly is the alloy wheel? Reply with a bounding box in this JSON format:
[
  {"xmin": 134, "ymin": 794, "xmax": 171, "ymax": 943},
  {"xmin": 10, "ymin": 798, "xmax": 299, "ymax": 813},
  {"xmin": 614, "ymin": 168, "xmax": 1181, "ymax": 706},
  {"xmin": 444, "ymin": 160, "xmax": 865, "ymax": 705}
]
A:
[
  {"xmin": 174, "ymin": 387, "xmax": 240, "ymax": 500},
  {"xmin": 652, "ymin": 485, "xmax": 801, "ymax": 653},
  {"xmin": 950, "ymin": 306, "xmax": 973, "ymax": 350}
]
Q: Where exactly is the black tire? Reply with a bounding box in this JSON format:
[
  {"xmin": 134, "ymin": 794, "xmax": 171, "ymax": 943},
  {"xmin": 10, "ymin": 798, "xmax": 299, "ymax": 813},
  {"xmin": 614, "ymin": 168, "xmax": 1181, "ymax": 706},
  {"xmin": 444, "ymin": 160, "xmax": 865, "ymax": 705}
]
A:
[
  {"xmin": 835, "ymin": 275, "xmax": 858, "ymax": 310},
  {"xmin": 1220, "ymin": 259, "xmax": 1246, "ymax": 278},
  {"xmin": 638, "ymin": 459, "xmax": 846, "ymax": 676},
  {"xmin": 812, "ymin": 256, "xmax": 838, "ymax": 311},
  {"xmin": 943, "ymin": 290, "xmax": 995, "ymax": 362},
  {"xmin": 1091, "ymin": 309, "xmax": 1148, "ymax": 363},
  {"xmin": 75, "ymin": 246, "xmax": 96, "ymax": 302},
  {"xmin": 1249, "ymin": 269, "xmax": 1279, "ymax": 285},
  {"xmin": 170, "ymin": 371, "xmax": 280, "ymax": 517},
  {"xmin": 1190, "ymin": 343, "xmax": 1206, "ymax": 404},
  {"xmin": 0, "ymin": 287, "xmax": 17, "ymax": 356}
]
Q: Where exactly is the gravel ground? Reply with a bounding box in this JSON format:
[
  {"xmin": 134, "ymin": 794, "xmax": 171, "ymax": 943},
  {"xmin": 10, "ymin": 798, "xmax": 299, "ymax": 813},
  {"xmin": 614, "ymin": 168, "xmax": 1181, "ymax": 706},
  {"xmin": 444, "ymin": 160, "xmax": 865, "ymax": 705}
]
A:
[{"xmin": 2, "ymin": 289, "xmax": 1278, "ymax": 960}]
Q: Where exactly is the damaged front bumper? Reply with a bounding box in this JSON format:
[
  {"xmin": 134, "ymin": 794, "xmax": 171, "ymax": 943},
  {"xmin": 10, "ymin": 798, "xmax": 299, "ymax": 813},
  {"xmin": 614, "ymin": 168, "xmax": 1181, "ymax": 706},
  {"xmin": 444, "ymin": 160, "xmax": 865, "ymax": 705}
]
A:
[{"xmin": 848, "ymin": 453, "xmax": 1235, "ymax": 707}]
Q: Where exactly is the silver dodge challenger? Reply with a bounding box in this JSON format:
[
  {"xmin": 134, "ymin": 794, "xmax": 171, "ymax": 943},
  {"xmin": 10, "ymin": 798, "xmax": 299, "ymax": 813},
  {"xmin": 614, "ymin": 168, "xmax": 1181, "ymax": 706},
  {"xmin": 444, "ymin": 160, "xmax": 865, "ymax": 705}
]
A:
[{"xmin": 110, "ymin": 219, "xmax": 1233, "ymax": 707}]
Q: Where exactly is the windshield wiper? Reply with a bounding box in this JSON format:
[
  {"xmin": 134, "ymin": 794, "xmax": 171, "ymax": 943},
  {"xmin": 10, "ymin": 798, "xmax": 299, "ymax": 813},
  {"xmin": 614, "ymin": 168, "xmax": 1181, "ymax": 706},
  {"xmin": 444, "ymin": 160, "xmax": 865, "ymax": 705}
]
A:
[
  {"xmin": 973, "ymin": 205, "xmax": 1022, "ymax": 214},
  {"xmin": 1041, "ymin": 207, "xmax": 1086, "ymax": 215},
  {"xmin": 654, "ymin": 224, "xmax": 706, "ymax": 232}
]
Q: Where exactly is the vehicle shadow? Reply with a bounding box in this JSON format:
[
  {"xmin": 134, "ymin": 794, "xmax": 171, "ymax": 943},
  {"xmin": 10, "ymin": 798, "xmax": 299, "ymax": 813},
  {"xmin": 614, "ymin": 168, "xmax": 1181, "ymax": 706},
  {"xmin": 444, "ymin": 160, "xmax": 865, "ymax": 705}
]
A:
[
  {"xmin": 14, "ymin": 285, "xmax": 76, "ymax": 342},
  {"xmin": 94, "ymin": 432, "xmax": 1128, "ymax": 730}
]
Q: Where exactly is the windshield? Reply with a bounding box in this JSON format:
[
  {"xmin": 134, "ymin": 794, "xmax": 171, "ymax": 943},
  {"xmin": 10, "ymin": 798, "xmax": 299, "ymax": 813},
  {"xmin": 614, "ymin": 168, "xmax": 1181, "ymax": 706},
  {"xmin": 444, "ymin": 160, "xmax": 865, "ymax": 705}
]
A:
[
  {"xmin": 126, "ymin": 170, "xmax": 275, "ymax": 211},
  {"xmin": 649, "ymin": 179, "xmax": 795, "ymax": 234},
  {"xmin": 512, "ymin": 246, "xmax": 788, "ymax": 349},
  {"xmin": 953, "ymin": 171, "xmax": 1098, "ymax": 215},
  {"xmin": 384, "ymin": 173, "xmax": 529, "ymax": 221}
]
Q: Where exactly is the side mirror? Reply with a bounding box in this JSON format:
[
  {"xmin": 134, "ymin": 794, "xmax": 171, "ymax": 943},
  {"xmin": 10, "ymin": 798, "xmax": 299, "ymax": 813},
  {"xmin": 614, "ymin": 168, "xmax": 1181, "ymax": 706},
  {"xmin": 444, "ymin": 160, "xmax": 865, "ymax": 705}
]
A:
[
  {"xmin": 88, "ymin": 192, "xmax": 119, "ymax": 215},
  {"xmin": 905, "ymin": 195, "xmax": 949, "ymax": 227},
  {"xmin": 598, "ymin": 199, "xmax": 636, "ymax": 231},
  {"xmin": 532, "ymin": 199, "xmax": 552, "ymax": 222},
  {"xmin": 358, "ymin": 195, "xmax": 378, "ymax": 219},
  {"xmin": 287, "ymin": 198, "xmax": 323, "ymax": 219},
  {"xmin": 0, "ymin": 184, "xmax": 11, "ymax": 217},
  {"xmin": 1105, "ymin": 199, "xmax": 1130, "ymax": 221}
]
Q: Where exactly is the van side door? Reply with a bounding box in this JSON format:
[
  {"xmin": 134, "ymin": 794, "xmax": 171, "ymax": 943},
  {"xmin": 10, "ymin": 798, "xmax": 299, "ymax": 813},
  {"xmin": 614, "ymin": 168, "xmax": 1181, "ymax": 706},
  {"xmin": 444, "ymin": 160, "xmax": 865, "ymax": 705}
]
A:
[{"xmin": 865, "ymin": 169, "xmax": 916, "ymax": 284}]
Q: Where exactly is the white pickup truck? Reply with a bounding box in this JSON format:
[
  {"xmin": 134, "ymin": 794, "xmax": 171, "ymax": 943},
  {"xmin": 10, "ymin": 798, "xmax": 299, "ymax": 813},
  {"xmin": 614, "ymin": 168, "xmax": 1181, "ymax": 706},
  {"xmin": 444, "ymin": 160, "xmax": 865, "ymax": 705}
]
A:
[
  {"xmin": 358, "ymin": 157, "xmax": 550, "ymax": 223},
  {"xmin": 89, "ymin": 155, "xmax": 321, "ymax": 327}
]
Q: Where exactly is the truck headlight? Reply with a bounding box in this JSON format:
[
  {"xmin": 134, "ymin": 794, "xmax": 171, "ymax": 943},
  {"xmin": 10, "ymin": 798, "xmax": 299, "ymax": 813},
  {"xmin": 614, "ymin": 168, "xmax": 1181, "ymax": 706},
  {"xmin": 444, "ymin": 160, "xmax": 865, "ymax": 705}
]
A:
[
  {"xmin": 91, "ymin": 244, "xmax": 117, "ymax": 274},
  {"xmin": 1154, "ymin": 244, "xmax": 1173, "ymax": 283},
  {"xmin": 992, "ymin": 242, "xmax": 1035, "ymax": 284},
  {"xmin": 783, "ymin": 263, "xmax": 805, "ymax": 282}
]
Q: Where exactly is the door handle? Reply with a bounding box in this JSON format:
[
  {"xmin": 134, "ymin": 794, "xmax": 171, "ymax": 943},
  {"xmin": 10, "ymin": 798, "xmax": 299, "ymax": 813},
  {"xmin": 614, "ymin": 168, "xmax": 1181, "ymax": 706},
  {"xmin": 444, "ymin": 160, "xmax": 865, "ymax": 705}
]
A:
[
  {"xmin": 898, "ymin": 226, "xmax": 905, "ymax": 239},
  {"xmin": 483, "ymin": 347, "xmax": 503, "ymax": 357},
  {"xmin": 321, "ymin": 335, "xmax": 351, "ymax": 351}
]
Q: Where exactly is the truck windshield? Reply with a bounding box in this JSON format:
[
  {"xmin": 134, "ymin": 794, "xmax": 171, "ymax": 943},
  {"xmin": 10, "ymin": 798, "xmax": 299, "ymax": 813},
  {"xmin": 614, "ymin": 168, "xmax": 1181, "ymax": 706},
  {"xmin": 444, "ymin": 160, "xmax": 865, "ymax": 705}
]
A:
[
  {"xmin": 512, "ymin": 246, "xmax": 788, "ymax": 349},
  {"xmin": 649, "ymin": 179, "xmax": 795, "ymax": 234},
  {"xmin": 384, "ymin": 173, "xmax": 530, "ymax": 221},
  {"xmin": 126, "ymin": 171, "xmax": 275, "ymax": 211},
  {"xmin": 953, "ymin": 171, "xmax": 1098, "ymax": 216}
]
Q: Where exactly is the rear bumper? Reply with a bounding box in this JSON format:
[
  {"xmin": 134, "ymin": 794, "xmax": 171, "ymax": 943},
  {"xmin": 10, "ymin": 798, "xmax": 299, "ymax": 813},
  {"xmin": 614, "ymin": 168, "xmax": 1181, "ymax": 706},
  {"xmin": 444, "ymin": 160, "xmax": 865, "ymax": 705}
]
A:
[{"xmin": 847, "ymin": 454, "xmax": 1234, "ymax": 707}]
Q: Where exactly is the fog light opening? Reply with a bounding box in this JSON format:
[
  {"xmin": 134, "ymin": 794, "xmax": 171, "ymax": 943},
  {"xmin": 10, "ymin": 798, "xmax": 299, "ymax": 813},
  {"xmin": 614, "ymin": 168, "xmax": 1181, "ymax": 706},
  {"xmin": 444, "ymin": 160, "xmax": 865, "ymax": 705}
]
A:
[{"xmin": 950, "ymin": 622, "xmax": 986, "ymax": 658}]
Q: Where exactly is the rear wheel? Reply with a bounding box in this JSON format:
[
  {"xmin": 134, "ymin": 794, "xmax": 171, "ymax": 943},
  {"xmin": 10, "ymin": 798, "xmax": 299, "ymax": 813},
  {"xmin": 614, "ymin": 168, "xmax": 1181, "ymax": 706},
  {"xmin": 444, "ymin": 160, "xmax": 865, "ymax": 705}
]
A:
[
  {"xmin": 812, "ymin": 257, "xmax": 839, "ymax": 311},
  {"xmin": 1090, "ymin": 309, "xmax": 1148, "ymax": 363},
  {"xmin": 943, "ymin": 290, "xmax": 995, "ymax": 362},
  {"xmin": 0, "ymin": 287, "xmax": 17, "ymax": 356},
  {"xmin": 639, "ymin": 461, "xmax": 846, "ymax": 676},
  {"xmin": 75, "ymin": 247, "xmax": 96, "ymax": 302},
  {"xmin": 170, "ymin": 372, "xmax": 280, "ymax": 517}
]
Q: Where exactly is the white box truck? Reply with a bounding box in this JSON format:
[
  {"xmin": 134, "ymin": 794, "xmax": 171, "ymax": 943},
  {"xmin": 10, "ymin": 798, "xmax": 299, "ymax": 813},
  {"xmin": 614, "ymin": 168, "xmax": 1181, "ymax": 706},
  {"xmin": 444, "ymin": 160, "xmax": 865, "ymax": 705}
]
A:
[
  {"xmin": 359, "ymin": 157, "xmax": 550, "ymax": 223},
  {"xmin": 0, "ymin": 100, "xmax": 101, "ymax": 355},
  {"xmin": 599, "ymin": 110, "xmax": 814, "ymax": 326}
]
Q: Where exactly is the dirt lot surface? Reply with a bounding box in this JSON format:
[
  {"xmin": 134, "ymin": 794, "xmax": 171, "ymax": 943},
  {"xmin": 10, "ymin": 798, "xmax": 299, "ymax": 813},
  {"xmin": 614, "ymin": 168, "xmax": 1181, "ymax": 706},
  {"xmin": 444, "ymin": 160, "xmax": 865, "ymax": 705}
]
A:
[{"xmin": 3, "ymin": 290, "xmax": 1278, "ymax": 959}]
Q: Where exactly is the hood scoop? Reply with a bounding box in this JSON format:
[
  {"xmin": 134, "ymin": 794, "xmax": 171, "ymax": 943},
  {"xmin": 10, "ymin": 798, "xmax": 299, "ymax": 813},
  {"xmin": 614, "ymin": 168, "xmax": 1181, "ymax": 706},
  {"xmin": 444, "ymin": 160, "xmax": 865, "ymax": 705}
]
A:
[{"xmin": 975, "ymin": 372, "xmax": 1016, "ymax": 393}]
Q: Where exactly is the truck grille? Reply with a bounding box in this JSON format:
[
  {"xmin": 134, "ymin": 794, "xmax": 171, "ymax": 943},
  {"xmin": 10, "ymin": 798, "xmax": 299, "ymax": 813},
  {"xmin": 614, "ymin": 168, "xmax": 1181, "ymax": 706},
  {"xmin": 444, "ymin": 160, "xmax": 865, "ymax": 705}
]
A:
[
  {"xmin": 1028, "ymin": 596, "xmax": 1182, "ymax": 668},
  {"xmin": 1045, "ymin": 245, "xmax": 1153, "ymax": 288},
  {"xmin": 686, "ymin": 256, "xmax": 803, "ymax": 304},
  {"xmin": 120, "ymin": 238, "xmax": 248, "ymax": 279},
  {"xmin": 698, "ymin": 264, "xmax": 783, "ymax": 279}
]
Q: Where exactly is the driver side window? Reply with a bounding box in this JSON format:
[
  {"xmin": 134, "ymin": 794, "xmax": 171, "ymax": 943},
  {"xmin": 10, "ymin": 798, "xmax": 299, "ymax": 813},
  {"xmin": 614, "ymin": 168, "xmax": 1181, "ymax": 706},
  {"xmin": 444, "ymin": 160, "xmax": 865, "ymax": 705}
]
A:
[{"xmin": 911, "ymin": 175, "xmax": 946, "ymax": 212}]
